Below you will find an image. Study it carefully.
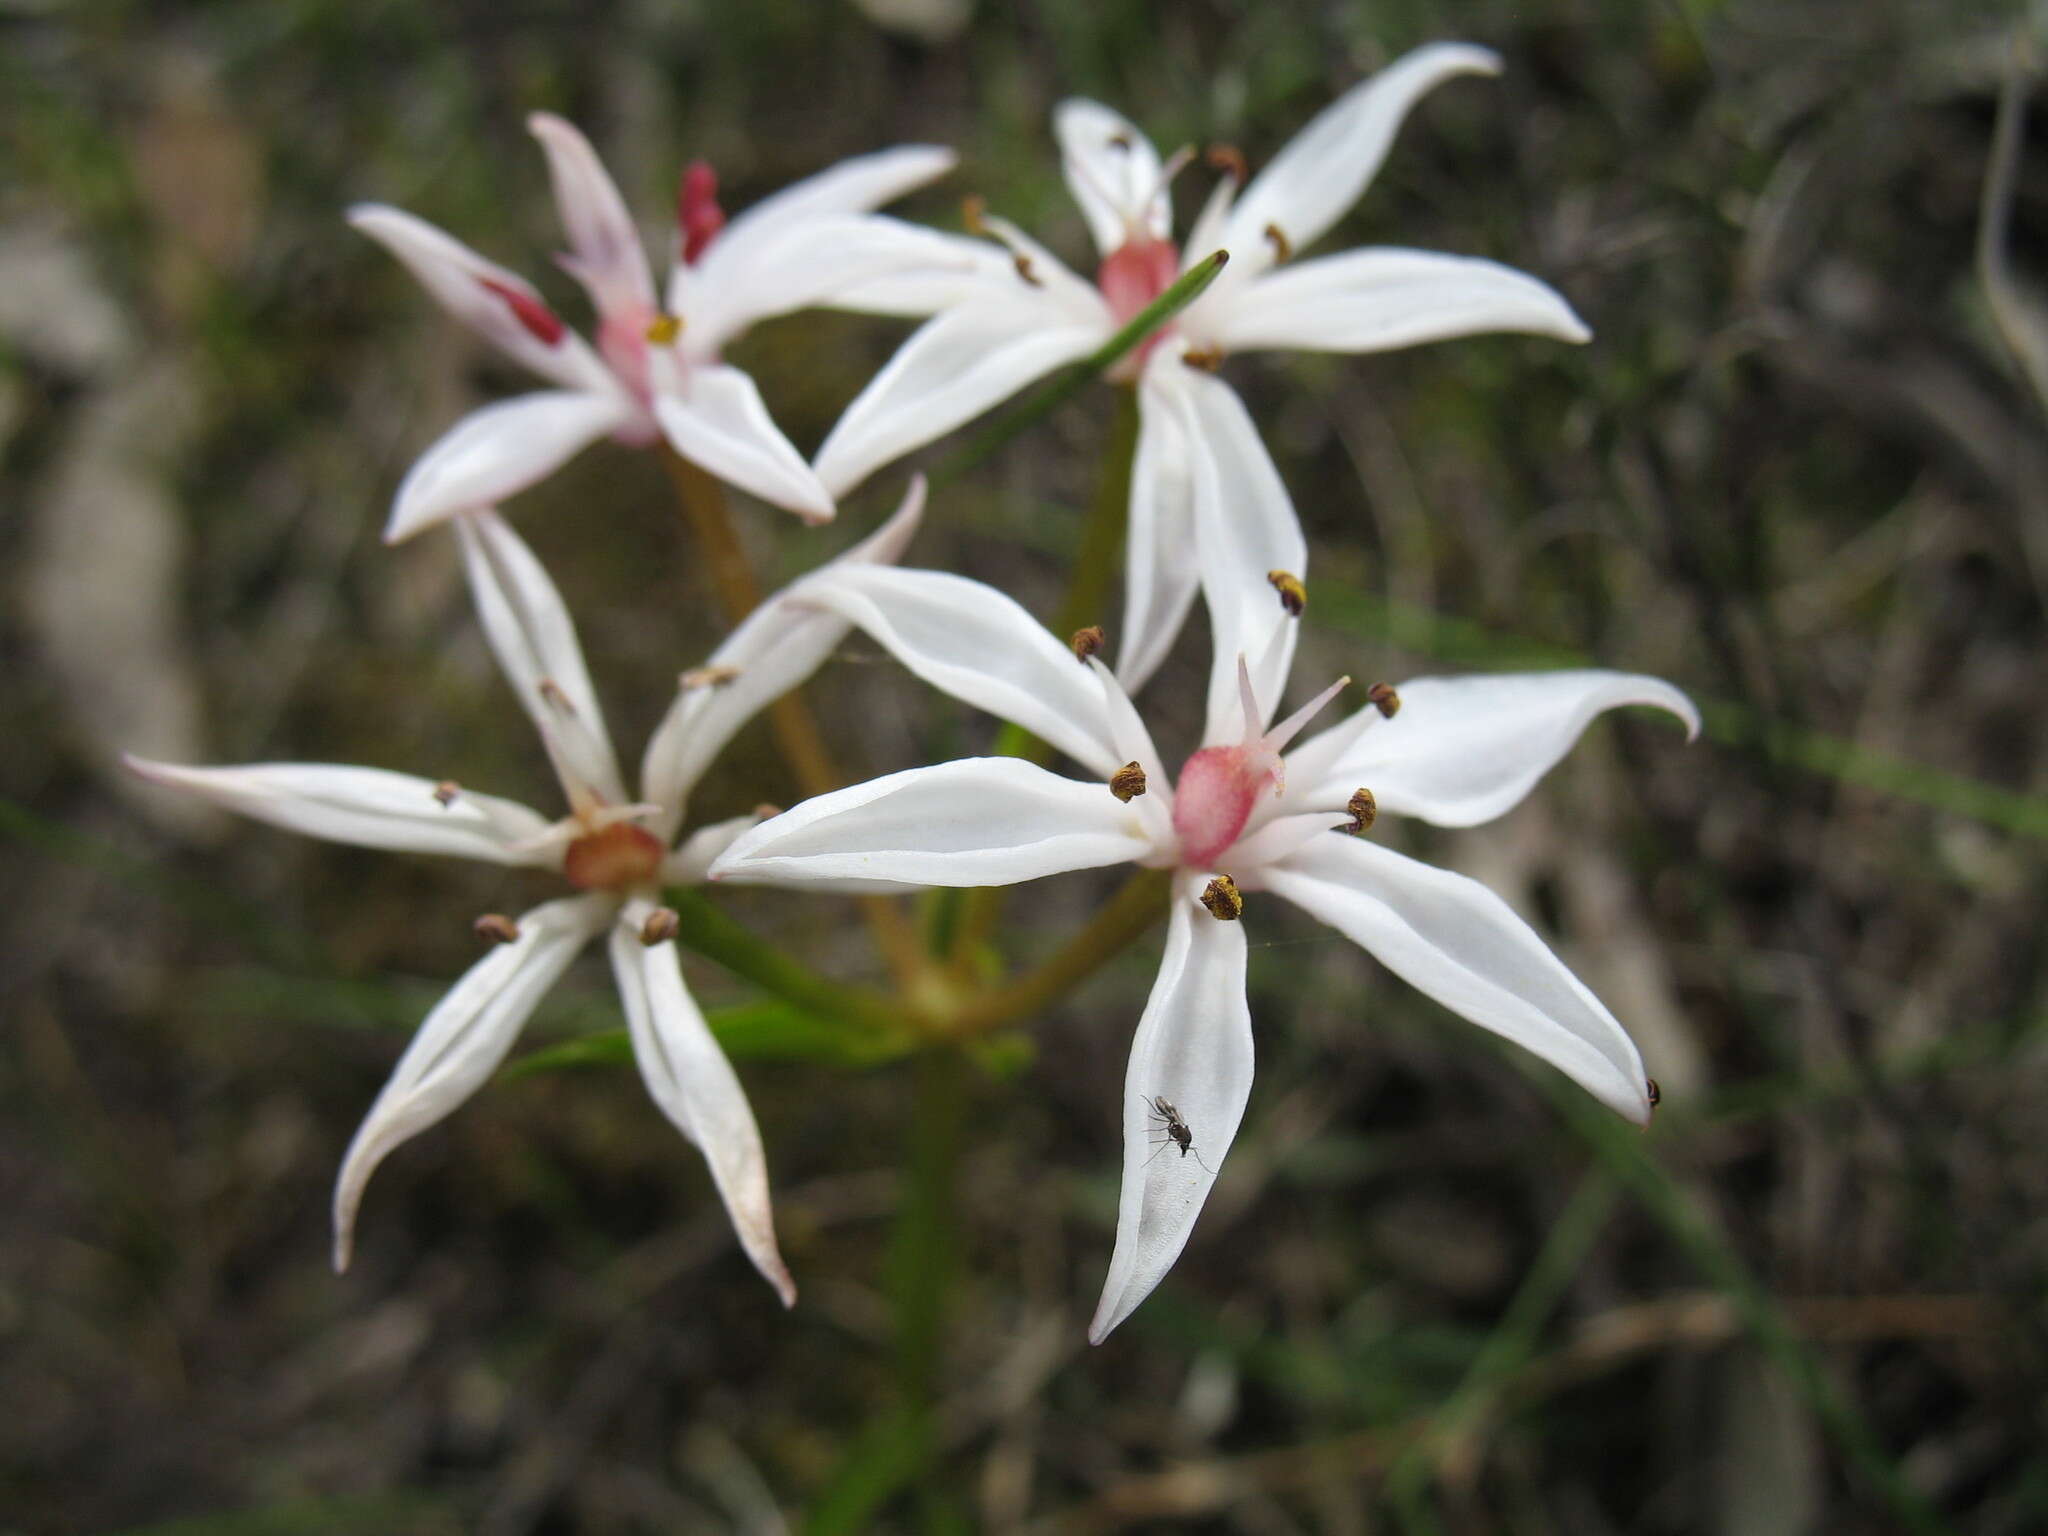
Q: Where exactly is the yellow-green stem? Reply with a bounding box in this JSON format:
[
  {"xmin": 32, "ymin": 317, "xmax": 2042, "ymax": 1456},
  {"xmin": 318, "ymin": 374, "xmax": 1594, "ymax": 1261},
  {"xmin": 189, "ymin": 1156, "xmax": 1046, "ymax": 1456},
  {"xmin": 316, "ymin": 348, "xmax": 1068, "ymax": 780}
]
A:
[{"xmin": 952, "ymin": 867, "xmax": 1173, "ymax": 1033}]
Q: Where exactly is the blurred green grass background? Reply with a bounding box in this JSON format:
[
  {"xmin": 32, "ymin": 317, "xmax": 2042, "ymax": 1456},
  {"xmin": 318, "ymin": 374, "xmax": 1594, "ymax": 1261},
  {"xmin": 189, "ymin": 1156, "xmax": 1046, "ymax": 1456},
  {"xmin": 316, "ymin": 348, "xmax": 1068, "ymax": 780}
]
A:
[{"xmin": 3, "ymin": 0, "xmax": 2044, "ymax": 1531}]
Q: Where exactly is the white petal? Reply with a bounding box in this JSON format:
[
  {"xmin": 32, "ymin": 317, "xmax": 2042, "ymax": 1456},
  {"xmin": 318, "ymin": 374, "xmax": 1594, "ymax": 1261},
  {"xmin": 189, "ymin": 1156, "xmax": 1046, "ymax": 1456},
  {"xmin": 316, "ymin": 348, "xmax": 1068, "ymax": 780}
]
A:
[
  {"xmin": 453, "ymin": 510, "xmax": 627, "ymax": 807},
  {"xmin": 1115, "ymin": 375, "xmax": 1201, "ymax": 693},
  {"xmin": 689, "ymin": 216, "xmax": 990, "ymax": 352},
  {"xmin": 709, "ymin": 757, "xmax": 1153, "ymax": 893},
  {"xmin": 1085, "ymin": 657, "xmax": 1175, "ymax": 846},
  {"xmin": 609, "ymin": 906, "xmax": 794, "ymax": 1306},
  {"xmin": 787, "ymin": 565, "xmax": 1123, "ymax": 778},
  {"xmin": 124, "ymin": 756, "xmax": 554, "ymax": 864},
  {"xmin": 662, "ymin": 811, "xmax": 770, "ymax": 885},
  {"xmin": 1157, "ymin": 363, "xmax": 1305, "ymax": 745},
  {"xmin": 527, "ymin": 112, "xmax": 657, "ymax": 318},
  {"xmin": 1280, "ymin": 671, "xmax": 1700, "ymax": 827},
  {"xmin": 651, "ymin": 361, "xmax": 835, "ymax": 522},
  {"xmin": 347, "ymin": 204, "xmax": 612, "ymax": 391},
  {"xmin": 333, "ymin": 893, "xmax": 607, "ymax": 1270},
  {"xmin": 1263, "ymin": 836, "xmax": 1650, "ymax": 1122},
  {"xmin": 1090, "ymin": 872, "xmax": 1253, "ymax": 1344},
  {"xmin": 1182, "ymin": 174, "xmax": 1238, "ymax": 273},
  {"xmin": 705, "ymin": 144, "xmax": 958, "ymax": 277},
  {"xmin": 1211, "ymin": 247, "xmax": 1589, "ymax": 356},
  {"xmin": 812, "ymin": 289, "xmax": 1110, "ymax": 498},
  {"xmin": 1221, "ymin": 44, "xmax": 1503, "ymax": 282},
  {"xmin": 385, "ymin": 391, "xmax": 634, "ymax": 543},
  {"xmin": 640, "ymin": 478, "xmax": 926, "ymax": 828},
  {"xmin": 1054, "ymin": 99, "xmax": 1171, "ymax": 256}
]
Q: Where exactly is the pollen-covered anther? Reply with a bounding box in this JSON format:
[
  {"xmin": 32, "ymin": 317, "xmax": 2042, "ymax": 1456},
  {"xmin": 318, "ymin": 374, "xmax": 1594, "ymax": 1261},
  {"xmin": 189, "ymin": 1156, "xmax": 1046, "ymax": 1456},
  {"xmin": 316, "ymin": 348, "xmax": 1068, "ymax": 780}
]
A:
[
  {"xmin": 1206, "ymin": 143, "xmax": 1249, "ymax": 184},
  {"xmin": 1263, "ymin": 222, "xmax": 1292, "ymax": 263},
  {"xmin": 680, "ymin": 664, "xmax": 742, "ymax": 691},
  {"xmin": 477, "ymin": 277, "xmax": 565, "ymax": 346},
  {"xmin": 1012, "ymin": 252, "xmax": 1043, "ymax": 288},
  {"xmin": 432, "ymin": 779, "xmax": 462, "ymax": 807},
  {"xmin": 1342, "ymin": 787, "xmax": 1377, "ymax": 835},
  {"xmin": 961, "ymin": 194, "xmax": 989, "ymax": 235},
  {"xmin": 1366, "ymin": 682, "xmax": 1401, "ymax": 719},
  {"xmin": 1200, "ymin": 874, "xmax": 1244, "ymax": 922},
  {"xmin": 1109, "ymin": 761, "xmax": 1148, "ymax": 802},
  {"xmin": 1070, "ymin": 624, "xmax": 1106, "ymax": 662},
  {"xmin": 538, "ymin": 678, "xmax": 577, "ymax": 715},
  {"xmin": 645, "ymin": 313, "xmax": 683, "ymax": 346},
  {"xmin": 1181, "ymin": 345, "xmax": 1224, "ymax": 372},
  {"xmin": 473, "ymin": 912, "xmax": 521, "ymax": 946},
  {"xmin": 639, "ymin": 907, "xmax": 681, "ymax": 947},
  {"xmin": 1267, "ymin": 569, "xmax": 1307, "ymax": 617}
]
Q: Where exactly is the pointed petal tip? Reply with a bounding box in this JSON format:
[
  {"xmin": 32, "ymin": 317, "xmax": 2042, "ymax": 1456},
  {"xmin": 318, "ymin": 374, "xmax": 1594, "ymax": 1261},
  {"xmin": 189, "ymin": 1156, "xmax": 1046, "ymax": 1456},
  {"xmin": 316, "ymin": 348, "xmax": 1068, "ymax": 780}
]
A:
[{"xmin": 525, "ymin": 108, "xmax": 570, "ymax": 139}]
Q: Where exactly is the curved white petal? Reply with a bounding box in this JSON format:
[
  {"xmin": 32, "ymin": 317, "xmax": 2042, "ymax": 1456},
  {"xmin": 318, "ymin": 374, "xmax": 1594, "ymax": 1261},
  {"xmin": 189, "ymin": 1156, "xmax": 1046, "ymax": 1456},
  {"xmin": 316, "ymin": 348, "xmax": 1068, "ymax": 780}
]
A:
[
  {"xmin": 124, "ymin": 756, "xmax": 555, "ymax": 865},
  {"xmin": 640, "ymin": 478, "xmax": 926, "ymax": 830},
  {"xmin": 1085, "ymin": 656, "xmax": 1175, "ymax": 846},
  {"xmin": 609, "ymin": 906, "xmax": 794, "ymax": 1306},
  {"xmin": 705, "ymin": 144, "xmax": 958, "ymax": 278},
  {"xmin": 690, "ymin": 216, "xmax": 990, "ymax": 352},
  {"xmin": 453, "ymin": 510, "xmax": 627, "ymax": 807},
  {"xmin": 1280, "ymin": 671, "xmax": 1700, "ymax": 827},
  {"xmin": 663, "ymin": 811, "xmax": 770, "ymax": 885},
  {"xmin": 651, "ymin": 361, "xmax": 835, "ymax": 522},
  {"xmin": 709, "ymin": 757, "xmax": 1153, "ymax": 894},
  {"xmin": 384, "ymin": 391, "xmax": 635, "ymax": 543},
  {"xmin": 332, "ymin": 893, "xmax": 607, "ymax": 1270},
  {"xmin": 812, "ymin": 289, "xmax": 1110, "ymax": 498},
  {"xmin": 1157, "ymin": 363, "xmax": 1305, "ymax": 745},
  {"xmin": 1090, "ymin": 871, "xmax": 1253, "ymax": 1344},
  {"xmin": 790, "ymin": 565, "xmax": 1123, "ymax": 778},
  {"xmin": 1263, "ymin": 836, "xmax": 1651, "ymax": 1122},
  {"xmin": 1116, "ymin": 373, "xmax": 1201, "ymax": 693},
  {"xmin": 1211, "ymin": 248, "xmax": 1590, "ymax": 356},
  {"xmin": 1220, "ymin": 44, "xmax": 1502, "ymax": 283},
  {"xmin": 347, "ymin": 204, "xmax": 612, "ymax": 391},
  {"xmin": 527, "ymin": 112, "xmax": 657, "ymax": 318},
  {"xmin": 1055, "ymin": 99, "xmax": 1171, "ymax": 256}
]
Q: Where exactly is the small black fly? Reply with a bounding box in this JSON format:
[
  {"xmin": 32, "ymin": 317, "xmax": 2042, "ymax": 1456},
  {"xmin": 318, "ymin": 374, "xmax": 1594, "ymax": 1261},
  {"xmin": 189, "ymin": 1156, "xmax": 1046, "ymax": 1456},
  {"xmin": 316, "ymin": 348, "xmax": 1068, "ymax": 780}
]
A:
[{"xmin": 1138, "ymin": 1094, "xmax": 1217, "ymax": 1174}]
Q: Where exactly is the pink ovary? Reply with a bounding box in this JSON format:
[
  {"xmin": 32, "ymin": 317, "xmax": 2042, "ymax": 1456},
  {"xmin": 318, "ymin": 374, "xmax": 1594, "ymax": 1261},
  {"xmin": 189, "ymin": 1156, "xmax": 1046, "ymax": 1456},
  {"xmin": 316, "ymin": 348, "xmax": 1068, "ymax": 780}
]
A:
[
  {"xmin": 1097, "ymin": 236, "xmax": 1181, "ymax": 379},
  {"xmin": 1171, "ymin": 743, "xmax": 1280, "ymax": 867}
]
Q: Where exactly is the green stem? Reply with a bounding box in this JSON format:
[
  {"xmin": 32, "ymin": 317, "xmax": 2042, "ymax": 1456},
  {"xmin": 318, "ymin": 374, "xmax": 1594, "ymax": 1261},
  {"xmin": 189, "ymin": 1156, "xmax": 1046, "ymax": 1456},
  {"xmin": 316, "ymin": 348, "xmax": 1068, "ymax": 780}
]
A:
[
  {"xmin": 953, "ymin": 868, "xmax": 1173, "ymax": 1033},
  {"xmin": 662, "ymin": 886, "xmax": 904, "ymax": 1037},
  {"xmin": 931, "ymin": 249, "xmax": 1228, "ymax": 487}
]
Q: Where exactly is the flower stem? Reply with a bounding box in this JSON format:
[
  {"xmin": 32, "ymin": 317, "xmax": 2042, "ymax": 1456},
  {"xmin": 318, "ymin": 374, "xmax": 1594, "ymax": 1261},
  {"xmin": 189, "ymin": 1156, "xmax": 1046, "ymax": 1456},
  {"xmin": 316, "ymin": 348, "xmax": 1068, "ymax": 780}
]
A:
[
  {"xmin": 661, "ymin": 887, "xmax": 905, "ymax": 1038},
  {"xmin": 952, "ymin": 867, "xmax": 1172, "ymax": 1033},
  {"xmin": 661, "ymin": 446, "xmax": 923, "ymax": 985}
]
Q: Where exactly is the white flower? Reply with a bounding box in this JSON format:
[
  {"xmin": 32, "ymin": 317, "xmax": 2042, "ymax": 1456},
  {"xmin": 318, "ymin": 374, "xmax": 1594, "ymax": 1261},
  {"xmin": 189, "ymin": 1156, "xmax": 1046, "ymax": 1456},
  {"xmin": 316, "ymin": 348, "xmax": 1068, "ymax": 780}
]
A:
[
  {"xmin": 811, "ymin": 44, "xmax": 1588, "ymax": 690},
  {"xmin": 353, "ymin": 113, "xmax": 966, "ymax": 540},
  {"xmin": 127, "ymin": 481, "xmax": 927, "ymax": 1297},
  {"xmin": 708, "ymin": 566, "xmax": 1695, "ymax": 1341}
]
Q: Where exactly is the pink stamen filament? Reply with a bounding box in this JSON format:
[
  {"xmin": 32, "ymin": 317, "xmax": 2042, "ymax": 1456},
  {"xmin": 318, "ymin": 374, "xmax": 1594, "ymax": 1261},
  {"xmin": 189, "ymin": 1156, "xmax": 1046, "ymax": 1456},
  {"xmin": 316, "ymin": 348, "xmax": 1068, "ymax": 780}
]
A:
[{"xmin": 678, "ymin": 161, "xmax": 726, "ymax": 265}]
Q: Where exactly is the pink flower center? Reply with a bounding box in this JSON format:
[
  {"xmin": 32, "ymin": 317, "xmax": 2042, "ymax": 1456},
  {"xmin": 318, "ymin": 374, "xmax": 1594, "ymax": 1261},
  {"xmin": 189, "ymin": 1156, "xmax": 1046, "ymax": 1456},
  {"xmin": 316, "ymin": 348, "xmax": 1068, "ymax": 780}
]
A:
[
  {"xmin": 678, "ymin": 160, "xmax": 726, "ymax": 266},
  {"xmin": 1171, "ymin": 741, "xmax": 1282, "ymax": 867},
  {"xmin": 563, "ymin": 820, "xmax": 664, "ymax": 892},
  {"xmin": 1097, "ymin": 236, "xmax": 1181, "ymax": 379}
]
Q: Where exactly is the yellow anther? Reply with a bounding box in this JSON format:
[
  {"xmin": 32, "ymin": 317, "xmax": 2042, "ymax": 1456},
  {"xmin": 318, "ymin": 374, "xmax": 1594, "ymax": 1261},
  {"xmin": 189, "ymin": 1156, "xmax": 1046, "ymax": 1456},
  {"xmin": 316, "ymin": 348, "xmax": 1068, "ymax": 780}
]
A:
[
  {"xmin": 1200, "ymin": 874, "xmax": 1244, "ymax": 921},
  {"xmin": 1342, "ymin": 787, "xmax": 1377, "ymax": 836},
  {"xmin": 1013, "ymin": 252, "xmax": 1043, "ymax": 287},
  {"xmin": 1109, "ymin": 762, "xmax": 1148, "ymax": 802},
  {"xmin": 1181, "ymin": 345, "xmax": 1225, "ymax": 372},
  {"xmin": 1206, "ymin": 143, "xmax": 1249, "ymax": 184},
  {"xmin": 1267, "ymin": 570, "xmax": 1307, "ymax": 617},
  {"xmin": 639, "ymin": 907, "xmax": 681, "ymax": 947},
  {"xmin": 1264, "ymin": 222, "xmax": 1292, "ymax": 262},
  {"xmin": 1366, "ymin": 682, "xmax": 1401, "ymax": 719},
  {"xmin": 961, "ymin": 194, "xmax": 988, "ymax": 235},
  {"xmin": 1070, "ymin": 625, "xmax": 1106, "ymax": 662},
  {"xmin": 645, "ymin": 313, "xmax": 683, "ymax": 345}
]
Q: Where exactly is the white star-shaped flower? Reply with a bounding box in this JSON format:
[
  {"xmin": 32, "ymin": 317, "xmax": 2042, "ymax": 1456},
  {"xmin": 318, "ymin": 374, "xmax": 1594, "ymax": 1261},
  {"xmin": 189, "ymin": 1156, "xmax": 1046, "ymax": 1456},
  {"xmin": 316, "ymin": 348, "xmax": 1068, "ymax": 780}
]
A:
[
  {"xmin": 128, "ymin": 482, "xmax": 927, "ymax": 1297},
  {"xmin": 811, "ymin": 44, "xmax": 1588, "ymax": 690},
  {"xmin": 709, "ymin": 563, "xmax": 1694, "ymax": 1340}
]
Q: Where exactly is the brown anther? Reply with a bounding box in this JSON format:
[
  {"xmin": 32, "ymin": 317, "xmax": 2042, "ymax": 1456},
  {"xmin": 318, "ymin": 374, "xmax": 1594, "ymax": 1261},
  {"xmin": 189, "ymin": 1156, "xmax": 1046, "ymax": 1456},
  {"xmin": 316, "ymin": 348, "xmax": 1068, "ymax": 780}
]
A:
[
  {"xmin": 679, "ymin": 664, "xmax": 742, "ymax": 691},
  {"xmin": 1206, "ymin": 143, "xmax": 1249, "ymax": 184},
  {"xmin": 538, "ymin": 678, "xmax": 576, "ymax": 715},
  {"xmin": 1646, "ymin": 1077, "xmax": 1662, "ymax": 1110},
  {"xmin": 1366, "ymin": 682, "xmax": 1402, "ymax": 719},
  {"xmin": 432, "ymin": 779, "xmax": 462, "ymax": 807},
  {"xmin": 1267, "ymin": 569, "xmax": 1307, "ymax": 617},
  {"xmin": 961, "ymin": 194, "xmax": 988, "ymax": 235},
  {"xmin": 473, "ymin": 913, "xmax": 521, "ymax": 946},
  {"xmin": 1109, "ymin": 762, "xmax": 1148, "ymax": 802},
  {"xmin": 645, "ymin": 313, "xmax": 682, "ymax": 346},
  {"xmin": 1263, "ymin": 222, "xmax": 1292, "ymax": 263},
  {"xmin": 1070, "ymin": 624, "xmax": 1106, "ymax": 662},
  {"xmin": 1200, "ymin": 874, "xmax": 1244, "ymax": 921},
  {"xmin": 639, "ymin": 907, "xmax": 681, "ymax": 947},
  {"xmin": 1343, "ymin": 787, "xmax": 1377, "ymax": 835},
  {"xmin": 1107, "ymin": 131, "xmax": 1135, "ymax": 151},
  {"xmin": 1013, "ymin": 252, "xmax": 1043, "ymax": 288},
  {"xmin": 1180, "ymin": 344, "xmax": 1225, "ymax": 372}
]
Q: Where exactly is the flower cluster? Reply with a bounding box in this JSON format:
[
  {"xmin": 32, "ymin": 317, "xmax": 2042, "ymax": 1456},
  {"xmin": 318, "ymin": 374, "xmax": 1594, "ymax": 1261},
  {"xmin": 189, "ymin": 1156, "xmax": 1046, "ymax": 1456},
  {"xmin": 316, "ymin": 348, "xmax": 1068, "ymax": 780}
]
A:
[{"xmin": 132, "ymin": 50, "xmax": 1695, "ymax": 1341}]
